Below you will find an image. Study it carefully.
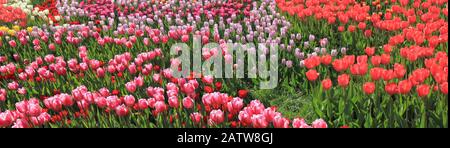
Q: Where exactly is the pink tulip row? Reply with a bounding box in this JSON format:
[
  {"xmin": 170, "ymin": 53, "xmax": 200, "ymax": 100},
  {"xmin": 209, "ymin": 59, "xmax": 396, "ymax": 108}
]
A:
[{"xmin": 1, "ymin": 80, "xmax": 328, "ymax": 128}]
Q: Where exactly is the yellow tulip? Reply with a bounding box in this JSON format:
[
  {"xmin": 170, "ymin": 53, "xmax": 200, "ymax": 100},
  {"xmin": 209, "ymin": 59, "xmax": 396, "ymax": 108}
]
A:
[
  {"xmin": 12, "ymin": 26, "xmax": 21, "ymax": 31},
  {"xmin": 8, "ymin": 30, "xmax": 16, "ymax": 36},
  {"xmin": 27, "ymin": 27, "xmax": 33, "ymax": 33}
]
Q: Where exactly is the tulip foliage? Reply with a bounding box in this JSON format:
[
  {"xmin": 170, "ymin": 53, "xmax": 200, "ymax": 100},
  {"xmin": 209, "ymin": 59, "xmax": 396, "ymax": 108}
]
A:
[{"xmin": 0, "ymin": 0, "xmax": 448, "ymax": 128}]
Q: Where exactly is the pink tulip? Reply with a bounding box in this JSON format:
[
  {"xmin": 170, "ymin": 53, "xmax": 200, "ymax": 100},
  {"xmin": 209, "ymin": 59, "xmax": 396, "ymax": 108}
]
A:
[
  {"xmin": 115, "ymin": 105, "xmax": 129, "ymax": 117},
  {"xmin": 77, "ymin": 100, "xmax": 90, "ymax": 110},
  {"xmin": 37, "ymin": 112, "xmax": 51, "ymax": 125},
  {"xmin": 9, "ymin": 40, "xmax": 17, "ymax": 47},
  {"xmin": 251, "ymin": 114, "xmax": 269, "ymax": 128},
  {"xmin": 15, "ymin": 101, "xmax": 28, "ymax": 114},
  {"xmin": 17, "ymin": 88, "xmax": 27, "ymax": 95},
  {"xmin": 182, "ymin": 97, "xmax": 194, "ymax": 109},
  {"xmin": 48, "ymin": 43, "xmax": 56, "ymax": 51},
  {"xmin": 7, "ymin": 81, "xmax": 19, "ymax": 90},
  {"xmin": 125, "ymin": 81, "xmax": 137, "ymax": 93},
  {"xmin": 312, "ymin": 119, "xmax": 328, "ymax": 128},
  {"xmin": 0, "ymin": 111, "xmax": 14, "ymax": 127},
  {"xmin": 96, "ymin": 68, "xmax": 105, "ymax": 77},
  {"xmin": 182, "ymin": 82, "xmax": 196, "ymax": 95},
  {"xmin": 124, "ymin": 95, "xmax": 136, "ymax": 107},
  {"xmin": 27, "ymin": 103, "xmax": 42, "ymax": 117},
  {"xmin": 202, "ymin": 75, "xmax": 214, "ymax": 84},
  {"xmin": 128, "ymin": 63, "xmax": 137, "ymax": 74},
  {"xmin": 273, "ymin": 116, "xmax": 290, "ymax": 128},
  {"xmin": 210, "ymin": 109, "xmax": 224, "ymax": 125},
  {"xmin": 138, "ymin": 99, "xmax": 148, "ymax": 110},
  {"xmin": 190, "ymin": 112, "xmax": 203, "ymax": 124},
  {"xmin": 106, "ymin": 96, "xmax": 121, "ymax": 109},
  {"xmin": 168, "ymin": 96, "xmax": 179, "ymax": 108},
  {"xmin": 227, "ymin": 97, "xmax": 243, "ymax": 114},
  {"xmin": 0, "ymin": 89, "xmax": 6, "ymax": 102},
  {"xmin": 248, "ymin": 100, "xmax": 265, "ymax": 115},
  {"xmin": 262, "ymin": 107, "xmax": 278, "ymax": 123},
  {"xmin": 154, "ymin": 101, "xmax": 167, "ymax": 114},
  {"xmin": 12, "ymin": 119, "xmax": 29, "ymax": 128},
  {"xmin": 94, "ymin": 96, "xmax": 107, "ymax": 108},
  {"xmin": 59, "ymin": 94, "xmax": 74, "ymax": 107},
  {"xmin": 153, "ymin": 74, "xmax": 161, "ymax": 82},
  {"xmin": 181, "ymin": 35, "xmax": 189, "ymax": 43},
  {"xmin": 292, "ymin": 118, "xmax": 311, "ymax": 128},
  {"xmin": 98, "ymin": 88, "xmax": 110, "ymax": 97},
  {"xmin": 134, "ymin": 76, "xmax": 144, "ymax": 87}
]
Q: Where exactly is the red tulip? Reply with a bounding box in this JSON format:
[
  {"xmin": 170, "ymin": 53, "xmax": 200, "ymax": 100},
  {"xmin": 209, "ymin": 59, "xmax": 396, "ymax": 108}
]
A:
[
  {"xmin": 394, "ymin": 63, "xmax": 406, "ymax": 79},
  {"xmin": 332, "ymin": 59, "xmax": 347, "ymax": 72},
  {"xmin": 238, "ymin": 89, "xmax": 248, "ymax": 98},
  {"xmin": 440, "ymin": 82, "xmax": 448, "ymax": 94},
  {"xmin": 398, "ymin": 80, "xmax": 412, "ymax": 94},
  {"xmin": 358, "ymin": 22, "xmax": 366, "ymax": 30},
  {"xmin": 337, "ymin": 74, "xmax": 350, "ymax": 87},
  {"xmin": 321, "ymin": 78, "xmax": 332, "ymax": 90},
  {"xmin": 365, "ymin": 47, "xmax": 375, "ymax": 56},
  {"xmin": 306, "ymin": 69, "xmax": 319, "ymax": 81},
  {"xmin": 363, "ymin": 82, "xmax": 376, "ymax": 94},
  {"xmin": 321, "ymin": 54, "xmax": 332, "ymax": 65},
  {"xmin": 416, "ymin": 84, "xmax": 430, "ymax": 97},
  {"xmin": 304, "ymin": 56, "xmax": 321, "ymax": 69},
  {"xmin": 215, "ymin": 81, "xmax": 222, "ymax": 90},
  {"xmin": 382, "ymin": 69, "xmax": 396, "ymax": 81},
  {"xmin": 350, "ymin": 63, "xmax": 368, "ymax": 76},
  {"xmin": 371, "ymin": 56, "xmax": 382, "ymax": 66},
  {"xmin": 385, "ymin": 83, "xmax": 398, "ymax": 95},
  {"xmin": 357, "ymin": 55, "xmax": 368, "ymax": 64},
  {"xmin": 381, "ymin": 53, "xmax": 391, "ymax": 65},
  {"xmin": 348, "ymin": 25, "xmax": 356, "ymax": 32},
  {"xmin": 343, "ymin": 55, "xmax": 355, "ymax": 66}
]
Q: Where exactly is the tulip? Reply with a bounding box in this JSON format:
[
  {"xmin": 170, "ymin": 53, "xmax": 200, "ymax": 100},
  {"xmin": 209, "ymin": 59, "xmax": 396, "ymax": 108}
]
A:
[
  {"xmin": 292, "ymin": 118, "xmax": 311, "ymax": 128},
  {"xmin": 398, "ymin": 80, "xmax": 412, "ymax": 94},
  {"xmin": 337, "ymin": 74, "xmax": 350, "ymax": 88},
  {"xmin": 417, "ymin": 84, "xmax": 430, "ymax": 97},
  {"xmin": 363, "ymin": 82, "xmax": 376, "ymax": 94},
  {"xmin": 125, "ymin": 81, "xmax": 137, "ymax": 93},
  {"xmin": 312, "ymin": 119, "xmax": 328, "ymax": 128},
  {"xmin": 227, "ymin": 97, "xmax": 244, "ymax": 114},
  {"xmin": 385, "ymin": 83, "xmax": 398, "ymax": 95},
  {"xmin": 306, "ymin": 69, "xmax": 319, "ymax": 81},
  {"xmin": 137, "ymin": 99, "xmax": 149, "ymax": 110},
  {"xmin": 154, "ymin": 101, "xmax": 168, "ymax": 114},
  {"xmin": 190, "ymin": 112, "xmax": 202, "ymax": 124},
  {"xmin": 182, "ymin": 97, "xmax": 194, "ymax": 109},
  {"xmin": 251, "ymin": 114, "xmax": 268, "ymax": 128},
  {"xmin": 273, "ymin": 116, "xmax": 290, "ymax": 128},
  {"xmin": 322, "ymin": 78, "xmax": 333, "ymax": 90},
  {"xmin": 210, "ymin": 109, "xmax": 224, "ymax": 125},
  {"xmin": 115, "ymin": 105, "xmax": 129, "ymax": 117},
  {"xmin": 124, "ymin": 95, "xmax": 136, "ymax": 107}
]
